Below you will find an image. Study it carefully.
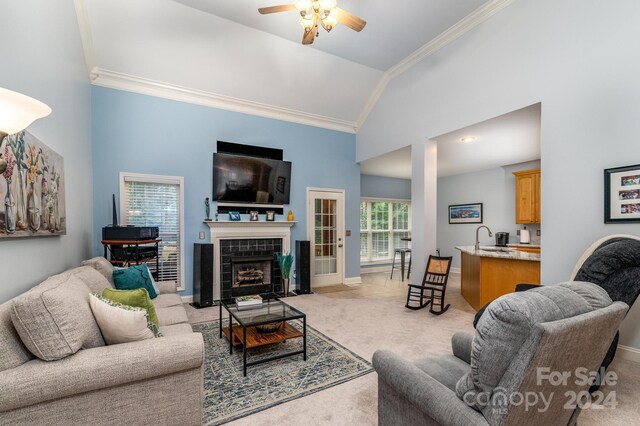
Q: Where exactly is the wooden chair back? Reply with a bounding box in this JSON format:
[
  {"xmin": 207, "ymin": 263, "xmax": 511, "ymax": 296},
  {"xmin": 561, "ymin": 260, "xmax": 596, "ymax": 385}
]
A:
[{"xmin": 424, "ymin": 256, "xmax": 452, "ymax": 286}]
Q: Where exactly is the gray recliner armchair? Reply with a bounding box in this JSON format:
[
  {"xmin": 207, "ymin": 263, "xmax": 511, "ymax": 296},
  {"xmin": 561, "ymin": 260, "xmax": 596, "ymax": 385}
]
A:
[{"xmin": 373, "ymin": 282, "xmax": 628, "ymax": 425}]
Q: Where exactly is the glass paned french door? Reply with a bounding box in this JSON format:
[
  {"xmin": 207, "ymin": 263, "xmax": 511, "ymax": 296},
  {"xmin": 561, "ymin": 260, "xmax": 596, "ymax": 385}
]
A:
[{"xmin": 308, "ymin": 189, "xmax": 344, "ymax": 286}]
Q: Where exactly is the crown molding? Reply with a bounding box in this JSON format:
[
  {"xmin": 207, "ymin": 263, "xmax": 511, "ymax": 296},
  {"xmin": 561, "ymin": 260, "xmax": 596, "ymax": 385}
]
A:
[
  {"xmin": 73, "ymin": 0, "xmax": 96, "ymax": 75},
  {"xmin": 387, "ymin": 0, "xmax": 516, "ymax": 79},
  {"xmin": 90, "ymin": 68, "xmax": 357, "ymax": 134},
  {"xmin": 357, "ymin": 0, "xmax": 515, "ymax": 127},
  {"xmin": 355, "ymin": 73, "xmax": 390, "ymax": 130}
]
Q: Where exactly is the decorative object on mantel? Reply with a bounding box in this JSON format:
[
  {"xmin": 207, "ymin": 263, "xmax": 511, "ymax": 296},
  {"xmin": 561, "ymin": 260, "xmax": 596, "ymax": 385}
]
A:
[
  {"xmin": 215, "ymin": 210, "xmax": 219, "ymax": 221},
  {"xmin": 266, "ymin": 210, "xmax": 275, "ymax": 221},
  {"xmin": 604, "ymin": 164, "xmax": 640, "ymax": 223},
  {"xmin": 1, "ymin": 130, "xmax": 65, "ymax": 238},
  {"xmin": 250, "ymin": 210, "xmax": 259, "ymax": 221},
  {"xmin": 229, "ymin": 211, "xmax": 241, "ymax": 221},
  {"xmin": 277, "ymin": 251, "xmax": 294, "ymax": 296},
  {"xmin": 287, "ymin": 210, "xmax": 294, "ymax": 222},
  {"xmin": 205, "ymin": 197, "xmax": 210, "ymax": 220}
]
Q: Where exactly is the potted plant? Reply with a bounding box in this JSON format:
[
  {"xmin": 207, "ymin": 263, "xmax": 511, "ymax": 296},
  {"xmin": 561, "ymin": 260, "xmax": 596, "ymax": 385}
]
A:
[{"xmin": 277, "ymin": 252, "xmax": 294, "ymax": 296}]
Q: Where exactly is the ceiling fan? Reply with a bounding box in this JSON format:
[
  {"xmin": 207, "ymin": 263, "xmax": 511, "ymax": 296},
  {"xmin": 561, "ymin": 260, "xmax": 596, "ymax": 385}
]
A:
[{"xmin": 258, "ymin": 0, "xmax": 366, "ymax": 45}]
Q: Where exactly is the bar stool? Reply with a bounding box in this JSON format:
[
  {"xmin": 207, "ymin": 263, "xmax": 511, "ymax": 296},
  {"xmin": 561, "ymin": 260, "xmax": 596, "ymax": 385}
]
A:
[{"xmin": 390, "ymin": 248, "xmax": 412, "ymax": 281}]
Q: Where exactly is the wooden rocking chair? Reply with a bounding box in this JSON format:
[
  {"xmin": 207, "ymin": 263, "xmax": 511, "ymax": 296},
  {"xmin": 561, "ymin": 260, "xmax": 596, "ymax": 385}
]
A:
[{"xmin": 405, "ymin": 255, "xmax": 453, "ymax": 315}]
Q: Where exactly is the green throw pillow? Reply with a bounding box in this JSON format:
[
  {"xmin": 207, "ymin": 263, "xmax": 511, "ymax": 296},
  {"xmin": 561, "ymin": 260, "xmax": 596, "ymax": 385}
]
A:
[
  {"xmin": 112, "ymin": 265, "xmax": 158, "ymax": 299},
  {"xmin": 102, "ymin": 287, "xmax": 160, "ymax": 330}
]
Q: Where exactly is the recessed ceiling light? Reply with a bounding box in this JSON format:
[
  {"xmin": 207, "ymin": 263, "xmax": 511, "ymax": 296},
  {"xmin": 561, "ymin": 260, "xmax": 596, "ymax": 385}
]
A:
[{"xmin": 460, "ymin": 136, "xmax": 477, "ymax": 143}]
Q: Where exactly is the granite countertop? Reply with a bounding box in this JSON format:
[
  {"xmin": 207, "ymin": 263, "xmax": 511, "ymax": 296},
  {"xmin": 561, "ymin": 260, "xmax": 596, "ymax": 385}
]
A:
[
  {"xmin": 455, "ymin": 246, "xmax": 541, "ymax": 262},
  {"xmin": 507, "ymin": 243, "xmax": 541, "ymax": 248}
]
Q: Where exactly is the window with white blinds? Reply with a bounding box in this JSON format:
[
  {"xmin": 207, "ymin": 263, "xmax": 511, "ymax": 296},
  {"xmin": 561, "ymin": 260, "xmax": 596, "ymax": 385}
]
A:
[
  {"xmin": 360, "ymin": 199, "xmax": 411, "ymax": 263},
  {"xmin": 120, "ymin": 172, "xmax": 185, "ymax": 290}
]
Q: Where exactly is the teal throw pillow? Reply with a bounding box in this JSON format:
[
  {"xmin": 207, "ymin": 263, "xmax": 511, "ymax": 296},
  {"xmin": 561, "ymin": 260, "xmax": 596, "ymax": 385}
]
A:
[{"xmin": 112, "ymin": 265, "xmax": 158, "ymax": 299}]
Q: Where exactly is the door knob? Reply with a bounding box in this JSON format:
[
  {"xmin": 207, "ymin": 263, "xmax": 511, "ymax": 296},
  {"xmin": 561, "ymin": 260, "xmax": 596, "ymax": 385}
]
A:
[{"xmin": 338, "ymin": 244, "xmax": 343, "ymax": 248}]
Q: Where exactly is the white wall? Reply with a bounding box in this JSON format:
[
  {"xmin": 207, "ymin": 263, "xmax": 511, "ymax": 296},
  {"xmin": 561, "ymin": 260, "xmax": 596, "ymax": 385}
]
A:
[
  {"xmin": 357, "ymin": 0, "xmax": 640, "ymax": 350},
  {"xmin": 438, "ymin": 160, "xmax": 541, "ymax": 268},
  {"xmin": 0, "ymin": 0, "xmax": 93, "ymax": 302}
]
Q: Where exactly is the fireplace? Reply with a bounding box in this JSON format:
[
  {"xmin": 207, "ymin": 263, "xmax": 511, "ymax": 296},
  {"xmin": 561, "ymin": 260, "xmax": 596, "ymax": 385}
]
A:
[
  {"xmin": 231, "ymin": 255, "xmax": 273, "ymax": 288},
  {"xmin": 205, "ymin": 221, "xmax": 295, "ymax": 301},
  {"xmin": 219, "ymin": 238, "xmax": 282, "ymax": 300}
]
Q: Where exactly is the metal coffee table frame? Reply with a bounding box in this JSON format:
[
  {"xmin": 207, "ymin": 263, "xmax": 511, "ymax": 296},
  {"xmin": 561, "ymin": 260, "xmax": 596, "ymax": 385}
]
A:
[{"xmin": 219, "ymin": 293, "xmax": 307, "ymax": 376}]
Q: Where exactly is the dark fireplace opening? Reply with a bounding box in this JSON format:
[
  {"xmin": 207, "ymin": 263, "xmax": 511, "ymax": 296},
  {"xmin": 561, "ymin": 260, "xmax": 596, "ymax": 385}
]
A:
[{"xmin": 231, "ymin": 255, "xmax": 273, "ymax": 288}]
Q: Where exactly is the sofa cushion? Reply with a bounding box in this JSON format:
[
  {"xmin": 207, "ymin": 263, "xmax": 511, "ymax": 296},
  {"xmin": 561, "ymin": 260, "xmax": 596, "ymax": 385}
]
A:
[
  {"xmin": 89, "ymin": 294, "xmax": 159, "ymax": 344},
  {"xmin": 156, "ymin": 305, "xmax": 189, "ymax": 326},
  {"xmin": 0, "ymin": 300, "xmax": 35, "ymax": 372},
  {"xmin": 102, "ymin": 287, "xmax": 159, "ymax": 329},
  {"xmin": 63, "ymin": 266, "xmax": 113, "ymax": 294},
  {"xmin": 113, "ymin": 265, "xmax": 158, "ymax": 299},
  {"xmin": 81, "ymin": 257, "xmax": 115, "ymax": 286},
  {"xmin": 153, "ymin": 293, "xmax": 183, "ymax": 309},
  {"xmin": 11, "ymin": 275, "xmax": 105, "ymax": 361},
  {"xmin": 414, "ymin": 355, "xmax": 470, "ymax": 392},
  {"xmin": 159, "ymin": 323, "xmax": 193, "ymax": 337},
  {"xmin": 455, "ymin": 281, "xmax": 612, "ymax": 410}
]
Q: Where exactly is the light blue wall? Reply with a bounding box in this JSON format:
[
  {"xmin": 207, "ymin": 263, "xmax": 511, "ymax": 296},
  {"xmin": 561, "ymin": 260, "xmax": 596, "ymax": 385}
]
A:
[
  {"xmin": 437, "ymin": 161, "xmax": 541, "ymax": 268},
  {"xmin": 0, "ymin": 0, "xmax": 92, "ymax": 303},
  {"xmin": 360, "ymin": 175, "xmax": 411, "ymax": 200},
  {"xmin": 91, "ymin": 87, "xmax": 360, "ymax": 296}
]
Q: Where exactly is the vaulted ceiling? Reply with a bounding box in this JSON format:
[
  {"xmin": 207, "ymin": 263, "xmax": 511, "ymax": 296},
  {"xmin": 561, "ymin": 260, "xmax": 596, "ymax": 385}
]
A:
[{"xmin": 76, "ymin": 0, "xmax": 513, "ymax": 133}]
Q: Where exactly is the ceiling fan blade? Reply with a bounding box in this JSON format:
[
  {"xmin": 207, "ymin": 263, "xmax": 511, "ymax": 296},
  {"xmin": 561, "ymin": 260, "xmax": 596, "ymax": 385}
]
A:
[
  {"xmin": 333, "ymin": 7, "xmax": 366, "ymax": 32},
  {"xmin": 258, "ymin": 4, "xmax": 296, "ymax": 14},
  {"xmin": 302, "ymin": 24, "xmax": 318, "ymax": 45}
]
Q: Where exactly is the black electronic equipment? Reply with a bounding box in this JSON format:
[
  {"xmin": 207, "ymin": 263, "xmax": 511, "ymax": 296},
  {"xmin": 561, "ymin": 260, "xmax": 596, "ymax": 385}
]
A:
[
  {"xmin": 212, "ymin": 153, "xmax": 292, "ymax": 205},
  {"xmin": 102, "ymin": 226, "xmax": 159, "ymax": 241},
  {"xmin": 109, "ymin": 246, "xmax": 158, "ymax": 262},
  {"xmin": 295, "ymin": 240, "xmax": 312, "ymax": 295},
  {"xmin": 193, "ymin": 243, "xmax": 215, "ymax": 308}
]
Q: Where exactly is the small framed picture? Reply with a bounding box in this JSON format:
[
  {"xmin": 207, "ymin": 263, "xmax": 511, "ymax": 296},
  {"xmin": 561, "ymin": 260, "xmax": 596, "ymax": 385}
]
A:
[
  {"xmin": 448, "ymin": 203, "xmax": 483, "ymax": 224},
  {"xmin": 229, "ymin": 211, "xmax": 241, "ymax": 221},
  {"xmin": 249, "ymin": 211, "xmax": 259, "ymax": 221},
  {"xmin": 266, "ymin": 211, "xmax": 275, "ymax": 221},
  {"xmin": 605, "ymin": 164, "xmax": 640, "ymax": 223}
]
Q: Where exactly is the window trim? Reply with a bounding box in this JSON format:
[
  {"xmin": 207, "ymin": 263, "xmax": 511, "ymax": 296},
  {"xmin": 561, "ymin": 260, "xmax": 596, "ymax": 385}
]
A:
[
  {"xmin": 119, "ymin": 172, "xmax": 185, "ymax": 291},
  {"xmin": 360, "ymin": 197, "xmax": 411, "ymax": 264}
]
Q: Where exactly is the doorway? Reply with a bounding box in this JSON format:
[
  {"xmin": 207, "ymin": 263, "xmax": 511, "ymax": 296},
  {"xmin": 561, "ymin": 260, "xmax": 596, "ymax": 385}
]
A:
[{"xmin": 307, "ymin": 188, "xmax": 345, "ymax": 287}]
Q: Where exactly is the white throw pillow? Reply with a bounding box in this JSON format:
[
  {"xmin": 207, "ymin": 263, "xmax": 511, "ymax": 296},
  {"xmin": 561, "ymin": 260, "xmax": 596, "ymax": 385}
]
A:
[{"xmin": 89, "ymin": 294, "xmax": 155, "ymax": 344}]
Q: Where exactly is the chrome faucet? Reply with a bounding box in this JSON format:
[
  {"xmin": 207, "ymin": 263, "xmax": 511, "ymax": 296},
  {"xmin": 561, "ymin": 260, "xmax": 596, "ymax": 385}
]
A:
[{"xmin": 475, "ymin": 225, "xmax": 493, "ymax": 252}]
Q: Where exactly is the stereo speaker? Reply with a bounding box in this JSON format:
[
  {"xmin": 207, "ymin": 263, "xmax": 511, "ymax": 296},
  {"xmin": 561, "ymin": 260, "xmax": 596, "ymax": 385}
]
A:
[
  {"xmin": 295, "ymin": 240, "xmax": 312, "ymax": 294},
  {"xmin": 193, "ymin": 243, "xmax": 214, "ymax": 308}
]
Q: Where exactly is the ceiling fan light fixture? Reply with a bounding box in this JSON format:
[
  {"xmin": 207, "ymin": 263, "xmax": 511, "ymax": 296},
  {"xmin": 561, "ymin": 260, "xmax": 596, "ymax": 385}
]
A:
[
  {"xmin": 295, "ymin": 0, "xmax": 312, "ymax": 12},
  {"xmin": 299, "ymin": 15, "xmax": 315, "ymax": 31},
  {"xmin": 321, "ymin": 12, "xmax": 338, "ymax": 32}
]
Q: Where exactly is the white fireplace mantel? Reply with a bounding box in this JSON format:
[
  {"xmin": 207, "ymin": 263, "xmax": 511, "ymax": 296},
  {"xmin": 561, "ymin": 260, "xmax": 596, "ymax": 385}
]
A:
[{"xmin": 204, "ymin": 220, "xmax": 296, "ymax": 299}]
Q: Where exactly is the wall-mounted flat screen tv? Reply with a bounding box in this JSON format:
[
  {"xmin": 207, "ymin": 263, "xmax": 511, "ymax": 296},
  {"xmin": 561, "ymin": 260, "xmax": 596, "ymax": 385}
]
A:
[{"xmin": 213, "ymin": 153, "xmax": 291, "ymax": 205}]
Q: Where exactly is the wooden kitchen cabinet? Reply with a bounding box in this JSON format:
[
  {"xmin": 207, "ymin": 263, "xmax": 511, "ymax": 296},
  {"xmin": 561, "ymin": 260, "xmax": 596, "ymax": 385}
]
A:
[{"xmin": 513, "ymin": 169, "xmax": 541, "ymax": 224}]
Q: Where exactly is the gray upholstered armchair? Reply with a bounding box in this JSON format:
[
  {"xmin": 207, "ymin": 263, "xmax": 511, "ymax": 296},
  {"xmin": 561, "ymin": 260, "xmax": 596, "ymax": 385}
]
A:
[{"xmin": 373, "ymin": 282, "xmax": 628, "ymax": 426}]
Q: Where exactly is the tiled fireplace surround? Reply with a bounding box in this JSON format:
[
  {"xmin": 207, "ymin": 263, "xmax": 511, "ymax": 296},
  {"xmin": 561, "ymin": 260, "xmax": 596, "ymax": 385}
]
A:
[
  {"xmin": 205, "ymin": 221, "xmax": 295, "ymax": 301},
  {"xmin": 220, "ymin": 238, "xmax": 282, "ymax": 301}
]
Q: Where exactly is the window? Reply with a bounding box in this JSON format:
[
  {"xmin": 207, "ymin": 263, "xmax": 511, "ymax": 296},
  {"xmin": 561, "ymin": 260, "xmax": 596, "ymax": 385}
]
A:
[
  {"xmin": 360, "ymin": 199, "xmax": 411, "ymax": 263},
  {"xmin": 120, "ymin": 172, "xmax": 185, "ymax": 290}
]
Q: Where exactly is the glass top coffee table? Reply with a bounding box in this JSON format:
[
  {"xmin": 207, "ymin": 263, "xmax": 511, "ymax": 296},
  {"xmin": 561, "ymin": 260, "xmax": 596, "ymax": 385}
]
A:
[{"xmin": 218, "ymin": 293, "xmax": 307, "ymax": 376}]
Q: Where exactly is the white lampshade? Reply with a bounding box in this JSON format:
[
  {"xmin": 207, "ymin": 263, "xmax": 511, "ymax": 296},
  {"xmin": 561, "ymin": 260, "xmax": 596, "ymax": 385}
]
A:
[{"xmin": 0, "ymin": 87, "xmax": 51, "ymax": 136}]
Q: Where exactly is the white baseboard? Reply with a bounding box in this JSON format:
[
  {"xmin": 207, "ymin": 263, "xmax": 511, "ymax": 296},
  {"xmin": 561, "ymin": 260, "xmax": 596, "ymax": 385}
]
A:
[
  {"xmin": 181, "ymin": 295, "xmax": 193, "ymax": 304},
  {"xmin": 344, "ymin": 276, "xmax": 362, "ymax": 285},
  {"xmin": 450, "ymin": 267, "xmax": 461, "ymax": 274},
  {"xmin": 618, "ymin": 345, "xmax": 640, "ymax": 363}
]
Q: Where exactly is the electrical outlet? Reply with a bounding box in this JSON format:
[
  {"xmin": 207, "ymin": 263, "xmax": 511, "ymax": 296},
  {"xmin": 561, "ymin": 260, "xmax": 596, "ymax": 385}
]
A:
[
  {"xmin": 198, "ymin": 231, "xmax": 205, "ymax": 240},
  {"xmin": 536, "ymin": 229, "xmax": 541, "ymax": 237},
  {"xmin": 516, "ymin": 230, "xmax": 521, "ymax": 236}
]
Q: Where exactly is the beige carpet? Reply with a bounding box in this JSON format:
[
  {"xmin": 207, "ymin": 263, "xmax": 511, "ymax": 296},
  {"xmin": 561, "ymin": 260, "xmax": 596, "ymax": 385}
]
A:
[{"xmin": 185, "ymin": 272, "xmax": 640, "ymax": 425}]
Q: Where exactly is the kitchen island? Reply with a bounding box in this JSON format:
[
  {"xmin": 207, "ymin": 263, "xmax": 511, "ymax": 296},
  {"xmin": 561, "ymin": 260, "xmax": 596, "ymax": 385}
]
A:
[{"xmin": 456, "ymin": 246, "xmax": 540, "ymax": 310}]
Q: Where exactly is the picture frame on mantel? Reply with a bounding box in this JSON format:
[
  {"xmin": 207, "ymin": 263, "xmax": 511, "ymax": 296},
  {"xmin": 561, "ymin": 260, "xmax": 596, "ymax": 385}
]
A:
[
  {"xmin": 448, "ymin": 203, "xmax": 483, "ymax": 224},
  {"xmin": 604, "ymin": 164, "xmax": 640, "ymax": 223}
]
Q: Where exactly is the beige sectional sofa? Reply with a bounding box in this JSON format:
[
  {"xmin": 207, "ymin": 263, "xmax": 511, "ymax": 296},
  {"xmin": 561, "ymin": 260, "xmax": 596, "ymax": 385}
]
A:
[{"xmin": 0, "ymin": 257, "xmax": 204, "ymax": 425}]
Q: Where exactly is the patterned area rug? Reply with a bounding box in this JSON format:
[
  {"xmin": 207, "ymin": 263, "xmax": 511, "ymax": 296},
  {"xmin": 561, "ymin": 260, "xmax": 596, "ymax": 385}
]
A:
[{"xmin": 192, "ymin": 320, "xmax": 373, "ymax": 425}]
